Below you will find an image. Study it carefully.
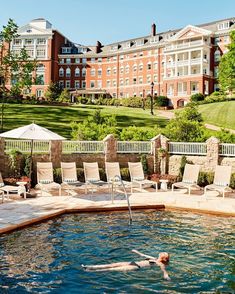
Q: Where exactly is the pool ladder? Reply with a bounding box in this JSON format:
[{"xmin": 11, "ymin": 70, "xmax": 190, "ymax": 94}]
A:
[{"xmin": 111, "ymin": 175, "xmax": 133, "ymax": 224}]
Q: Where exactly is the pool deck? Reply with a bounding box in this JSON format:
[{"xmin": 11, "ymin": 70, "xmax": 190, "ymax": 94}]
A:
[{"xmin": 0, "ymin": 189, "xmax": 235, "ymax": 235}]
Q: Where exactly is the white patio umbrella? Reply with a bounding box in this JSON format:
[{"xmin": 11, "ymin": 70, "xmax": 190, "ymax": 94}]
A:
[{"xmin": 0, "ymin": 123, "xmax": 66, "ymax": 192}]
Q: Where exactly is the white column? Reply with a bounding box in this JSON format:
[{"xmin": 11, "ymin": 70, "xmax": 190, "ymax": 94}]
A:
[
  {"xmin": 188, "ymin": 51, "xmax": 191, "ymax": 75},
  {"xmin": 200, "ymin": 48, "xmax": 203, "ymax": 74},
  {"xmin": 33, "ymin": 38, "xmax": 36, "ymax": 59},
  {"xmin": 175, "ymin": 53, "xmax": 178, "ymax": 77}
]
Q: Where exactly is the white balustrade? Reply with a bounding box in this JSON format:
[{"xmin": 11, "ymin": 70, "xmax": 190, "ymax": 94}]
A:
[
  {"xmin": 62, "ymin": 141, "xmax": 104, "ymax": 153},
  {"xmin": 219, "ymin": 144, "xmax": 235, "ymax": 157},
  {"xmin": 5, "ymin": 140, "xmax": 50, "ymax": 153},
  {"xmin": 117, "ymin": 141, "xmax": 152, "ymax": 153},
  {"xmin": 169, "ymin": 142, "xmax": 207, "ymax": 155}
]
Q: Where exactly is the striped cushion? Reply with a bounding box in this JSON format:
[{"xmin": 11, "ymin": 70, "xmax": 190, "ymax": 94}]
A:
[
  {"xmin": 183, "ymin": 180, "xmax": 194, "ymax": 184},
  {"xmin": 39, "ymin": 179, "xmax": 53, "ymax": 184},
  {"xmin": 214, "ymin": 182, "xmax": 228, "ymax": 187},
  {"xmin": 64, "ymin": 178, "xmax": 77, "ymax": 183},
  {"xmin": 133, "ymin": 177, "xmax": 145, "ymax": 181}
]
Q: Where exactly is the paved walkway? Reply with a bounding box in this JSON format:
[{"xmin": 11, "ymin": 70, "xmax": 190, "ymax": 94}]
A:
[
  {"xmin": 0, "ymin": 189, "xmax": 235, "ymax": 234},
  {"xmin": 158, "ymin": 110, "xmax": 235, "ymax": 133}
]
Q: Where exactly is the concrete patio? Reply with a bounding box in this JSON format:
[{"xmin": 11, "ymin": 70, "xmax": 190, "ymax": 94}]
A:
[{"xmin": 0, "ymin": 188, "xmax": 235, "ymax": 235}]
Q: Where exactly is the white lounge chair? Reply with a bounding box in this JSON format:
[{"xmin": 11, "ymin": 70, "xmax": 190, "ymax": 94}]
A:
[
  {"xmin": 61, "ymin": 162, "xmax": 84, "ymax": 195},
  {"xmin": 0, "ymin": 172, "xmax": 26, "ymax": 201},
  {"xmin": 172, "ymin": 163, "xmax": 200, "ymax": 195},
  {"xmin": 36, "ymin": 162, "xmax": 61, "ymax": 196},
  {"xmin": 105, "ymin": 162, "xmax": 131, "ymax": 191},
  {"xmin": 128, "ymin": 162, "xmax": 158, "ymax": 193},
  {"xmin": 204, "ymin": 165, "xmax": 232, "ymax": 199},
  {"xmin": 83, "ymin": 162, "xmax": 109, "ymax": 194}
]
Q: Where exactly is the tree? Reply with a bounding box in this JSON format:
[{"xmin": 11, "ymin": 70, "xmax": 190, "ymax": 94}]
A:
[
  {"xmin": 164, "ymin": 104, "xmax": 205, "ymax": 142},
  {"xmin": 58, "ymin": 88, "xmax": 70, "ymax": 102},
  {"xmin": 218, "ymin": 30, "xmax": 235, "ymax": 96},
  {"xmin": 45, "ymin": 82, "xmax": 62, "ymax": 102}
]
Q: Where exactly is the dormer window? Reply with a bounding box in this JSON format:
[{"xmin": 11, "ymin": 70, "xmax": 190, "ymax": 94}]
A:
[
  {"xmin": 218, "ymin": 21, "xmax": 230, "ymax": 30},
  {"xmin": 62, "ymin": 47, "xmax": 71, "ymax": 54},
  {"xmin": 136, "ymin": 39, "xmax": 144, "ymax": 46}
]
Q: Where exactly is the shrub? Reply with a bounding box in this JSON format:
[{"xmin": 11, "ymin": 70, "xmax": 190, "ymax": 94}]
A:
[
  {"xmin": 155, "ymin": 96, "xmax": 169, "ymax": 107},
  {"xmin": 191, "ymin": 93, "xmax": 205, "ymax": 102},
  {"xmin": 197, "ymin": 172, "xmax": 214, "ymax": 187},
  {"xmin": 120, "ymin": 168, "xmax": 130, "ymax": 181},
  {"xmin": 59, "ymin": 88, "xmax": 71, "ymax": 103},
  {"xmin": 140, "ymin": 154, "xmax": 148, "ymax": 174},
  {"xmin": 121, "ymin": 97, "xmax": 143, "ymax": 108}
]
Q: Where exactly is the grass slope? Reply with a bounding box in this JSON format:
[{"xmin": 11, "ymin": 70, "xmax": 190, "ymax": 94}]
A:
[
  {"xmin": 2, "ymin": 104, "xmax": 168, "ymax": 138},
  {"xmin": 198, "ymin": 101, "xmax": 235, "ymax": 130}
]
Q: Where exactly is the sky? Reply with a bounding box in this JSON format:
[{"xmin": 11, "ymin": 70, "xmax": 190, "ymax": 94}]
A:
[{"xmin": 0, "ymin": 0, "xmax": 234, "ymax": 45}]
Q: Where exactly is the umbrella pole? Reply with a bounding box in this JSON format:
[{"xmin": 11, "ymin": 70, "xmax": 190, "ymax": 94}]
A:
[{"xmin": 28, "ymin": 139, "xmax": 33, "ymax": 192}]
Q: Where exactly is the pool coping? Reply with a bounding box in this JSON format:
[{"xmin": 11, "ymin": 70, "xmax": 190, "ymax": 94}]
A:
[{"xmin": 1, "ymin": 202, "xmax": 235, "ymax": 236}]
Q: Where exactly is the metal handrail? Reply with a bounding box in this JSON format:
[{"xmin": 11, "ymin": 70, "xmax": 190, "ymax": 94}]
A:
[{"xmin": 111, "ymin": 175, "xmax": 132, "ymax": 224}]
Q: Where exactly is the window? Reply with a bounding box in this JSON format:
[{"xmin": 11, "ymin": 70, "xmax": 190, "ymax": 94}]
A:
[
  {"xmin": 75, "ymin": 81, "xmax": 80, "ymax": 89},
  {"xmin": 107, "ymin": 68, "xmax": 111, "ymax": 75},
  {"xmin": 133, "ymin": 64, "xmax": 137, "ymax": 72},
  {"xmin": 139, "ymin": 63, "xmax": 143, "ymax": 71},
  {"xmin": 59, "ymin": 80, "xmax": 64, "ymax": 88},
  {"xmin": 59, "ymin": 68, "xmax": 64, "ymax": 77},
  {"xmin": 125, "ymin": 78, "xmax": 129, "ymax": 85},
  {"xmin": 75, "ymin": 67, "xmax": 80, "ymax": 77},
  {"xmin": 66, "ymin": 58, "xmax": 71, "ymax": 64},
  {"xmin": 59, "ymin": 59, "xmax": 64, "ymax": 64},
  {"xmin": 147, "ymin": 62, "xmax": 151, "ymax": 70},
  {"xmin": 125, "ymin": 65, "xmax": 129, "ymax": 74},
  {"xmin": 25, "ymin": 39, "xmax": 33, "ymax": 45},
  {"xmin": 36, "ymin": 49, "xmax": 46, "ymax": 58},
  {"xmin": 113, "ymin": 93, "xmax": 116, "ymax": 98},
  {"xmin": 113, "ymin": 56, "xmax": 117, "ymax": 61},
  {"xmin": 120, "ymin": 55, "xmax": 124, "ymax": 60},
  {"xmin": 97, "ymin": 80, "xmax": 102, "ymax": 88},
  {"xmin": 139, "ymin": 52, "xmax": 143, "ymax": 57},
  {"xmin": 224, "ymin": 35, "xmax": 229, "ymax": 43},
  {"xmin": 98, "ymin": 57, "xmax": 102, "ymax": 62},
  {"xmin": 133, "ymin": 77, "xmax": 137, "ymax": 84},
  {"xmin": 154, "ymin": 62, "xmax": 158, "ymax": 70},
  {"xmin": 136, "ymin": 39, "xmax": 144, "ymax": 46},
  {"xmin": 13, "ymin": 39, "xmax": 21, "ymax": 45},
  {"xmin": 133, "ymin": 53, "xmax": 137, "ymax": 58},
  {"xmin": 37, "ymin": 38, "xmax": 46, "ymax": 45},
  {"xmin": 98, "ymin": 68, "xmax": 102, "ymax": 76},
  {"xmin": 147, "ymin": 75, "xmax": 151, "ymax": 83},
  {"xmin": 120, "ymin": 79, "xmax": 124, "ymax": 86},
  {"xmin": 82, "ymin": 58, "xmax": 87, "ymax": 64},
  {"xmin": 90, "ymin": 81, "xmax": 95, "ymax": 88},
  {"xmin": 66, "ymin": 68, "xmax": 71, "ymax": 77},
  {"xmin": 214, "ymin": 37, "xmax": 220, "ymax": 45},
  {"xmin": 62, "ymin": 47, "xmax": 71, "ymax": 54},
  {"xmin": 75, "ymin": 58, "xmax": 80, "ymax": 63},
  {"xmin": 82, "ymin": 81, "xmax": 86, "ymax": 88},
  {"xmin": 154, "ymin": 75, "xmax": 158, "ymax": 83},
  {"xmin": 113, "ymin": 67, "xmax": 117, "ymax": 74},
  {"xmin": 82, "ymin": 67, "xmax": 86, "ymax": 77},
  {"xmin": 139, "ymin": 77, "xmax": 143, "ymax": 84},
  {"xmin": 36, "ymin": 64, "xmax": 45, "ymax": 85},
  {"xmin": 214, "ymin": 49, "xmax": 221, "ymax": 62},
  {"xmin": 218, "ymin": 22, "xmax": 230, "ymax": 30},
  {"xmin": 120, "ymin": 66, "xmax": 124, "ymax": 74},
  {"xmin": 106, "ymin": 80, "xmax": 111, "ymax": 87},
  {"xmin": 203, "ymin": 68, "xmax": 207, "ymax": 75},
  {"xmin": 91, "ymin": 58, "xmax": 96, "ymax": 63},
  {"xmin": 113, "ymin": 80, "xmax": 117, "ymax": 86},
  {"xmin": 214, "ymin": 66, "xmax": 219, "ymax": 78},
  {"xmin": 91, "ymin": 68, "xmax": 96, "ymax": 76},
  {"xmin": 26, "ymin": 50, "xmax": 34, "ymax": 57},
  {"xmin": 65, "ymin": 80, "xmax": 71, "ymax": 88}
]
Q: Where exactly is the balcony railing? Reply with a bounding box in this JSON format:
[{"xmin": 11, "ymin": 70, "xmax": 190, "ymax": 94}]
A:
[
  {"xmin": 169, "ymin": 142, "xmax": 207, "ymax": 155},
  {"xmin": 62, "ymin": 141, "xmax": 104, "ymax": 154},
  {"xmin": 164, "ymin": 40, "xmax": 204, "ymax": 51},
  {"xmin": 177, "ymin": 91, "xmax": 188, "ymax": 96},
  {"xmin": 117, "ymin": 141, "xmax": 152, "ymax": 153}
]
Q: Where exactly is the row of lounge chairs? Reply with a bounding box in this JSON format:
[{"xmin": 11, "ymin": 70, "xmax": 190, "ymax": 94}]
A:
[{"xmin": 36, "ymin": 161, "xmax": 157, "ymax": 196}]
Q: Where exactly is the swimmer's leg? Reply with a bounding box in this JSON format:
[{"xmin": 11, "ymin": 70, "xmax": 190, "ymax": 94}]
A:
[{"xmin": 82, "ymin": 261, "xmax": 130, "ymax": 270}]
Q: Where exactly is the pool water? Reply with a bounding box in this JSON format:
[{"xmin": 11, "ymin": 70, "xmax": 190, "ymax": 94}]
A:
[{"xmin": 0, "ymin": 210, "xmax": 234, "ymax": 293}]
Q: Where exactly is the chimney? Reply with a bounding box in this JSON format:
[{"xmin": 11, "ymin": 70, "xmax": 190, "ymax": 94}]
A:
[
  {"xmin": 151, "ymin": 23, "xmax": 156, "ymax": 36},
  {"xmin": 96, "ymin": 41, "xmax": 102, "ymax": 53}
]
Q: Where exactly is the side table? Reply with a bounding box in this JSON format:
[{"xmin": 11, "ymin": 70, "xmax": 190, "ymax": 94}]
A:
[{"xmin": 159, "ymin": 179, "xmax": 169, "ymax": 191}]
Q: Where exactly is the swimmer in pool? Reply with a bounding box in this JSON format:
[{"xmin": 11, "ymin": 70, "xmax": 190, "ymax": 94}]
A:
[{"xmin": 82, "ymin": 249, "xmax": 170, "ymax": 280}]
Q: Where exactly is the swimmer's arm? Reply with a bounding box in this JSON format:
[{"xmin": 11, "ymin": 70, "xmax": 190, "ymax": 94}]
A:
[
  {"xmin": 131, "ymin": 249, "xmax": 154, "ymax": 260},
  {"xmin": 159, "ymin": 263, "xmax": 171, "ymax": 281}
]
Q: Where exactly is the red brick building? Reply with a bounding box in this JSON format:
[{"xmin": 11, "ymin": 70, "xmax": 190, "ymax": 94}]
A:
[{"xmin": 10, "ymin": 17, "xmax": 235, "ymax": 108}]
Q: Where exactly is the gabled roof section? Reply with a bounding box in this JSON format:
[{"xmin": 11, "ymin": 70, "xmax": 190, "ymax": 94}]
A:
[
  {"xmin": 18, "ymin": 24, "xmax": 53, "ymax": 36},
  {"xmin": 169, "ymin": 25, "xmax": 212, "ymax": 42}
]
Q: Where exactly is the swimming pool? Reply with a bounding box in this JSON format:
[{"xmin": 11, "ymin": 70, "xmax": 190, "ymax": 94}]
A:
[{"xmin": 0, "ymin": 210, "xmax": 234, "ymax": 293}]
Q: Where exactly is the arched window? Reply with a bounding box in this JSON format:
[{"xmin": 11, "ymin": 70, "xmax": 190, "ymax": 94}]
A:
[
  {"xmin": 66, "ymin": 68, "xmax": 71, "ymax": 77},
  {"xmin": 120, "ymin": 66, "xmax": 124, "ymax": 74},
  {"xmin": 139, "ymin": 63, "xmax": 143, "ymax": 71},
  {"xmin": 36, "ymin": 64, "xmax": 45, "ymax": 85},
  {"xmin": 125, "ymin": 65, "xmax": 129, "ymax": 73},
  {"xmin": 82, "ymin": 67, "xmax": 86, "ymax": 77},
  {"xmin": 91, "ymin": 68, "xmax": 96, "ymax": 76},
  {"xmin": 75, "ymin": 67, "xmax": 80, "ymax": 77},
  {"xmin": 59, "ymin": 67, "xmax": 64, "ymax": 77},
  {"xmin": 133, "ymin": 64, "xmax": 137, "ymax": 72},
  {"xmin": 214, "ymin": 49, "xmax": 221, "ymax": 62}
]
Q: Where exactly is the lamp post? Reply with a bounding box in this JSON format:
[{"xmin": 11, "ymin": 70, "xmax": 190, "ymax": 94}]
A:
[
  {"xmin": 150, "ymin": 81, "xmax": 154, "ymax": 115},
  {"xmin": 142, "ymin": 89, "xmax": 145, "ymax": 110}
]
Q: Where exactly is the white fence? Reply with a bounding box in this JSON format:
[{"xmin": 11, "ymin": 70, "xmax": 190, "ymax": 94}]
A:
[
  {"xmin": 62, "ymin": 141, "xmax": 104, "ymax": 154},
  {"xmin": 169, "ymin": 142, "xmax": 207, "ymax": 155},
  {"xmin": 5, "ymin": 140, "xmax": 50, "ymax": 153},
  {"xmin": 117, "ymin": 141, "xmax": 152, "ymax": 153},
  {"xmin": 219, "ymin": 144, "xmax": 235, "ymax": 157}
]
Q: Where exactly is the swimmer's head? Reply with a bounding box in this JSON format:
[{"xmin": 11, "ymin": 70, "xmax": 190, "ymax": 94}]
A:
[{"xmin": 158, "ymin": 252, "xmax": 170, "ymax": 264}]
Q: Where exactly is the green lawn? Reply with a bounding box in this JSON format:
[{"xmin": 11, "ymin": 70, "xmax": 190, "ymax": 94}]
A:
[
  {"xmin": 198, "ymin": 101, "xmax": 235, "ymax": 130},
  {"xmin": 2, "ymin": 104, "xmax": 168, "ymax": 139}
]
